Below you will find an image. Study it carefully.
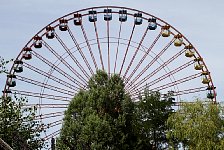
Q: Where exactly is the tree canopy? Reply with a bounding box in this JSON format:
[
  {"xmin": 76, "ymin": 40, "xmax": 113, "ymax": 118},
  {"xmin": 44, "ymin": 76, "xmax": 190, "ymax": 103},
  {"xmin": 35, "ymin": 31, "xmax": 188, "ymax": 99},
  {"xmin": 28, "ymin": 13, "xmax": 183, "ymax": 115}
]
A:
[
  {"xmin": 0, "ymin": 56, "xmax": 46, "ymax": 149},
  {"xmin": 57, "ymin": 70, "xmax": 174, "ymax": 150},
  {"xmin": 0, "ymin": 96, "xmax": 46, "ymax": 149},
  {"xmin": 167, "ymin": 100, "xmax": 224, "ymax": 150}
]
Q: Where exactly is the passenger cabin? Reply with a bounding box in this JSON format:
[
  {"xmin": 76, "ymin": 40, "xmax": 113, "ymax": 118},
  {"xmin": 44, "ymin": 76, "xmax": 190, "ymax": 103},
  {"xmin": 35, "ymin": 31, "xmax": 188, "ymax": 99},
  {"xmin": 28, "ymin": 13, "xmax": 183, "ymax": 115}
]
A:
[
  {"xmin": 7, "ymin": 74, "xmax": 16, "ymax": 87},
  {"xmin": 207, "ymin": 92, "xmax": 215, "ymax": 99},
  {"xmin": 134, "ymin": 13, "xmax": 143, "ymax": 25},
  {"xmin": 33, "ymin": 36, "xmax": 42, "ymax": 48},
  {"xmin": 23, "ymin": 47, "xmax": 32, "ymax": 60},
  {"xmin": 194, "ymin": 57, "xmax": 203, "ymax": 70},
  {"xmin": 59, "ymin": 19, "xmax": 68, "ymax": 31},
  {"xmin": 168, "ymin": 90, "xmax": 174, "ymax": 96},
  {"xmin": 119, "ymin": 10, "xmax": 127, "ymax": 22},
  {"xmin": 14, "ymin": 60, "xmax": 23, "ymax": 73},
  {"xmin": 161, "ymin": 25, "xmax": 171, "ymax": 37},
  {"xmin": 185, "ymin": 44, "xmax": 195, "ymax": 57},
  {"xmin": 89, "ymin": 10, "xmax": 97, "ymax": 22},
  {"xmin": 207, "ymin": 86, "xmax": 216, "ymax": 91},
  {"xmin": 201, "ymin": 71, "xmax": 210, "ymax": 84},
  {"xmin": 46, "ymin": 26, "xmax": 55, "ymax": 39},
  {"xmin": 74, "ymin": 13, "xmax": 82, "ymax": 26},
  {"xmin": 2, "ymin": 89, "xmax": 12, "ymax": 97},
  {"xmin": 3, "ymin": 89, "xmax": 12, "ymax": 94},
  {"xmin": 168, "ymin": 97, "xmax": 175, "ymax": 101},
  {"xmin": 194, "ymin": 63, "xmax": 203, "ymax": 70},
  {"xmin": 206, "ymin": 86, "xmax": 216, "ymax": 99},
  {"xmin": 104, "ymin": 9, "xmax": 112, "ymax": 21},
  {"xmin": 174, "ymin": 34, "xmax": 183, "ymax": 47},
  {"xmin": 148, "ymin": 18, "xmax": 157, "ymax": 30}
]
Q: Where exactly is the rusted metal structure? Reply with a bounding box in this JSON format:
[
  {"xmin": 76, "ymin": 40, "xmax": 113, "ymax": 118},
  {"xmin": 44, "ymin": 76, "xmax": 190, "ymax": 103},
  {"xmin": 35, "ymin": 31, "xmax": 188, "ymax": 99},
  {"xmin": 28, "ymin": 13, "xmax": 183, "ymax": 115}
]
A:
[{"xmin": 2, "ymin": 6, "xmax": 216, "ymax": 146}]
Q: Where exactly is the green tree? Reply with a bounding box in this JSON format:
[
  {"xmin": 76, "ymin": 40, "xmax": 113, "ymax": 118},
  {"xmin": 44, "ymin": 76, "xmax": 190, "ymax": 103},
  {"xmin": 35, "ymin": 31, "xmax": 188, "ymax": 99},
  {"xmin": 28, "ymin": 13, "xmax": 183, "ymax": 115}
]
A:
[
  {"xmin": 0, "ymin": 56, "xmax": 13, "ymax": 74},
  {"xmin": 0, "ymin": 96, "xmax": 45, "ymax": 149},
  {"xmin": 57, "ymin": 70, "xmax": 137, "ymax": 149},
  {"xmin": 167, "ymin": 100, "xmax": 224, "ymax": 150},
  {"xmin": 136, "ymin": 89, "xmax": 174, "ymax": 149},
  {"xmin": 0, "ymin": 56, "xmax": 46, "ymax": 149},
  {"xmin": 57, "ymin": 70, "xmax": 174, "ymax": 150}
]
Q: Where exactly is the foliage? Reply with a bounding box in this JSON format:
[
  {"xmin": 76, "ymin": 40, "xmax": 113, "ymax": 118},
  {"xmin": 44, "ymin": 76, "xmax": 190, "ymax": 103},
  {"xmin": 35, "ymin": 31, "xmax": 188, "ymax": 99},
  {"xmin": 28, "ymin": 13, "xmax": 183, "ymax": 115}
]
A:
[
  {"xmin": 0, "ymin": 56, "xmax": 13, "ymax": 74},
  {"xmin": 137, "ymin": 90, "xmax": 174, "ymax": 149},
  {"xmin": 0, "ymin": 95, "xmax": 46, "ymax": 149},
  {"xmin": 0, "ymin": 56, "xmax": 46, "ymax": 149},
  {"xmin": 57, "ymin": 70, "xmax": 174, "ymax": 150},
  {"xmin": 57, "ymin": 70, "xmax": 136, "ymax": 149},
  {"xmin": 167, "ymin": 100, "xmax": 224, "ymax": 150}
]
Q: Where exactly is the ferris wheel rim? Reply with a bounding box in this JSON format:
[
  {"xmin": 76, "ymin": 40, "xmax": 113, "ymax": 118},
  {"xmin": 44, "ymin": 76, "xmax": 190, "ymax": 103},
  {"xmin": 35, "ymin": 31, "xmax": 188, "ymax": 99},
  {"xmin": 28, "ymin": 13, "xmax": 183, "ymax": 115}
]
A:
[
  {"xmin": 2, "ymin": 6, "xmax": 217, "ymax": 145},
  {"xmin": 3, "ymin": 6, "xmax": 216, "ymax": 102}
]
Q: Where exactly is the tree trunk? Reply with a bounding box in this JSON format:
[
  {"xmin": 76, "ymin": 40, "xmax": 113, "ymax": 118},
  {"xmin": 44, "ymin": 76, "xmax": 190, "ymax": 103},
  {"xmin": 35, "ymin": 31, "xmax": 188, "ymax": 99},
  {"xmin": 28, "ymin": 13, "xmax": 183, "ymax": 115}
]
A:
[{"xmin": 0, "ymin": 138, "xmax": 13, "ymax": 150}]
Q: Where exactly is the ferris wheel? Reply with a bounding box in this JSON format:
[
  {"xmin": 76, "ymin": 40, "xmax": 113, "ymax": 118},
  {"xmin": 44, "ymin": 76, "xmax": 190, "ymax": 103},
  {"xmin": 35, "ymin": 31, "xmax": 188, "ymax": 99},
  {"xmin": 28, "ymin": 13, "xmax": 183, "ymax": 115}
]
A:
[{"xmin": 3, "ymin": 6, "xmax": 216, "ymax": 143}]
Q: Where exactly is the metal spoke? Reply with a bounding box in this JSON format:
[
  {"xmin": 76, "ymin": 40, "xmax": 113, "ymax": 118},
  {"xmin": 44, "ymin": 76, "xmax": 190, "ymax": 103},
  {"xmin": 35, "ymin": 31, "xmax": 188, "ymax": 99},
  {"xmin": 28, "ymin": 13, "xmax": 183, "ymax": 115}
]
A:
[
  {"xmin": 67, "ymin": 27, "xmax": 94, "ymax": 75},
  {"xmin": 126, "ymin": 32, "xmax": 162, "ymax": 81},
  {"xmin": 131, "ymin": 73, "xmax": 201, "ymax": 96},
  {"xmin": 128, "ymin": 38, "xmax": 174, "ymax": 85},
  {"xmin": 32, "ymin": 50, "xmax": 86, "ymax": 88},
  {"xmin": 44, "ymin": 130, "xmax": 60, "ymax": 141},
  {"xmin": 80, "ymin": 24, "xmax": 98, "ymax": 70},
  {"xmin": 114, "ymin": 22, "xmax": 122, "ymax": 73},
  {"xmin": 92, "ymin": 12, "xmax": 104, "ymax": 70},
  {"xmin": 16, "ymin": 75, "xmax": 74, "ymax": 96},
  {"xmin": 127, "ymin": 48, "xmax": 186, "ymax": 91},
  {"xmin": 23, "ymin": 62, "xmax": 80, "ymax": 91},
  {"xmin": 107, "ymin": 13, "xmax": 110, "ymax": 75},
  {"xmin": 11, "ymin": 89, "xmax": 72, "ymax": 102},
  {"xmin": 129, "ymin": 60, "xmax": 194, "ymax": 94},
  {"xmin": 119, "ymin": 24, "xmax": 136, "ymax": 75},
  {"xmin": 34, "ymin": 111, "xmax": 64, "ymax": 120},
  {"xmin": 43, "ymin": 38, "xmax": 88, "ymax": 83},
  {"xmin": 23, "ymin": 104, "xmax": 68, "ymax": 109},
  {"xmin": 123, "ymin": 27, "xmax": 148, "ymax": 78}
]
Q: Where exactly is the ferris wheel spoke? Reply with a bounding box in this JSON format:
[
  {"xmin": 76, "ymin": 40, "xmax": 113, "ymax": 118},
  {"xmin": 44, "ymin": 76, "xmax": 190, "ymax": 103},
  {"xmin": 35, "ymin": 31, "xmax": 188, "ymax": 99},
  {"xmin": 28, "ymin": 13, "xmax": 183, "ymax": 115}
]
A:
[
  {"xmin": 127, "ymin": 32, "xmax": 162, "ymax": 81},
  {"xmin": 131, "ymin": 73, "xmax": 201, "ymax": 96},
  {"xmin": 107, "ymin": 15, "xmax": 110, "ymax": 75},
  {"xmin": 23, "ymin": 104, "xmax": 68, "ymax": 109},
  {"xmin": 80, "ymin": 24, "xmax": 98, "ymax": 70},
  {"xmin": 23, "ymin": 62, "xmax": 79, "ymax": 91},
  {"xmin": 151, "ymin": 73, "xmax": 201, "ymax": 91},
  {"xmin": 16, "ymin": 75, "xmax": 75, "ymax": 96},
  {"xmin": 54, "ymin": 32, "xmax": 91, "ymax": 80},
  {"xmin": 173, "ymin": 86, "xmax": 207, "ymax": 97},
  {"xmin": 67, "ymin": 27, "xmax": 94, "ymax": 76},
  {"xmin": 93, "ymin": 16, "xmax": 104, "ymax": 70},
  {"xmin": 132, "ymin": 86, "xmax": 207, "ymax": 102},
  {"xmin": 114, "ymin": 22, "xmax": 123, "ymax": 73},
  {"xmin": 123, "ymin": 27, "xmax": 148, "ymax": 79},
  {"xmin": 45, "ymin": 35, "xmax": 89, "ymax": 82},
  {"xmin": 11, "ymin": 89, "xmax": 72, "ymax": 102},
  {"xmin": 34, "ymin": 111, "xmax": 64, "ymax": 120},
  {"xmin": 128, "ymin": 38, "xmax": 174, "ymax": 85},
  {"xmin": 129, "ymin": 60, "xmax": 195, "ymax": 94},
  {"xmin": 119, "ymin": 24, "xmax": 136, "ymax": 75},
  {"xmin": 32, "ymin": 50, "xmax": 86, "ymax": 88},
  {"xmin": 44, "ymin": 119, "xmax": 63, "ymax": 130},
  {"xmin": 132, "ymin": 86, "xmax": 207, "ymax": 100},
  {"xmin": 127, "ymin": 48, "xmax": 186, "ymax": 90},
  {"xmin": 43, "ymin": 130, "xmax": 60, "ymax": 141}
]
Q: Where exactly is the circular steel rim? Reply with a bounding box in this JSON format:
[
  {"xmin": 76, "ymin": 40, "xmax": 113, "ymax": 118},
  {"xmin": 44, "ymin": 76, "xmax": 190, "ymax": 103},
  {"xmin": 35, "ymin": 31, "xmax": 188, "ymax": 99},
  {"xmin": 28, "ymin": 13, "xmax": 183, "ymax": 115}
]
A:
[{"xmin": 2, "ymin": 6, "xmax": 216, "ymax": 142}]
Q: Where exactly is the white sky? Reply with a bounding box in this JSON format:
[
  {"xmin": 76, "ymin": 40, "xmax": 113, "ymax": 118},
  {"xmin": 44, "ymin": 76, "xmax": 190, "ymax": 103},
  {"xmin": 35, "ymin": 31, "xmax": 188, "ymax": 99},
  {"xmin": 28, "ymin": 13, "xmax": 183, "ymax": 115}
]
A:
[{"xmin": 0, "ymin": 0, "xmax": 223, "ymax": 102}]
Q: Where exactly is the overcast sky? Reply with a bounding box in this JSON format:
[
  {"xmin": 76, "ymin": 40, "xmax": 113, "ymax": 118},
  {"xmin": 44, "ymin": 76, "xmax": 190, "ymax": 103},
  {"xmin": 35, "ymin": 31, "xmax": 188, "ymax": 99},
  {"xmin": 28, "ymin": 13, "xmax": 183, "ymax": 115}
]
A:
[{"xmin": 0, "ymin": 0, "xmax": 223, "ymax": 102}]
